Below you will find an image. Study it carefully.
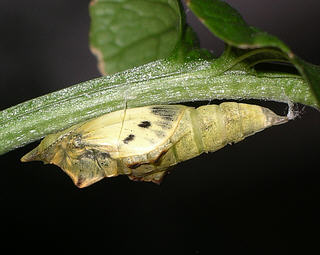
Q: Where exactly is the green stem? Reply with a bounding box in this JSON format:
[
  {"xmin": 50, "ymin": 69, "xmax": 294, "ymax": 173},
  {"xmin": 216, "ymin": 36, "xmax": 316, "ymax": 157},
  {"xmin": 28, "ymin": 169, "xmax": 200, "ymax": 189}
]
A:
[{"xmin": 0, "ymin": 58, "xmax": 317, "ymax": 155}]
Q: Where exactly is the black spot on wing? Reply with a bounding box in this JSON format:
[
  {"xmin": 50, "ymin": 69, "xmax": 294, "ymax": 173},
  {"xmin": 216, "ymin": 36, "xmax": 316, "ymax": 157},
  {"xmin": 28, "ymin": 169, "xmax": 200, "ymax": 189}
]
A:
[
  {"xmin": 138, "ymin": 121, "xmax": 151, "ymax": 128},
  {"xmin": 123, "ymin": 134, "xmax": 135, "ymax": 144},
  {"xmin": 151, "ymin": 106, "xmax": 178, "ymax": 121}
]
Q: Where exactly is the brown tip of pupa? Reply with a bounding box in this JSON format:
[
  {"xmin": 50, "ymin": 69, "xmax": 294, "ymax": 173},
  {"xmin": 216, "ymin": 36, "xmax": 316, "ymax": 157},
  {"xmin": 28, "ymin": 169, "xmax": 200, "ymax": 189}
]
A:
[{"xmin": 261, "ymin": 107, "xmax": 288, "ymax": 127}]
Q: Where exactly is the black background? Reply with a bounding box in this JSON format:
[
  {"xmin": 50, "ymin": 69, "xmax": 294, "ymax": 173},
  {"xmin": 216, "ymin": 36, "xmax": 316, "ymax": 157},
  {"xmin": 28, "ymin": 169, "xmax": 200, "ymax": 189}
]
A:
[{"xmin": 1, "ymin": 0, "xmax": 320, "ymax": 254}]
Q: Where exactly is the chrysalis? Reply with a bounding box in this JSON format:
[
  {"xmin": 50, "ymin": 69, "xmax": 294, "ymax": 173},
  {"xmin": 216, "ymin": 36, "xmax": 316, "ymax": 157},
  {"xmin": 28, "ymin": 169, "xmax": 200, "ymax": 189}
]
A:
[{"xmin": 21, "ymin": 102, "xmax": 288, "ymax": 188}]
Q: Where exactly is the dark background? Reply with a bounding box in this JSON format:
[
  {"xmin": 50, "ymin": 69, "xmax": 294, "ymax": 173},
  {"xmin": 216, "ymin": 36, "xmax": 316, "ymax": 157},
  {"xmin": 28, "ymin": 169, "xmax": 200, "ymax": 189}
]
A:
[{"xmin": 1, "ymin": 0, "xmax": 320, "ymax": 254}]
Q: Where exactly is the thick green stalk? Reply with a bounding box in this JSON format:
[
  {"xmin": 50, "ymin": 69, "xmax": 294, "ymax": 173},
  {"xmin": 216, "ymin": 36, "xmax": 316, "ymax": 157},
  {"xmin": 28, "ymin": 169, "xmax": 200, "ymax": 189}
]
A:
[{"xmin": 0, "ymin": 59, "xmax": 317, "ymax": 155}]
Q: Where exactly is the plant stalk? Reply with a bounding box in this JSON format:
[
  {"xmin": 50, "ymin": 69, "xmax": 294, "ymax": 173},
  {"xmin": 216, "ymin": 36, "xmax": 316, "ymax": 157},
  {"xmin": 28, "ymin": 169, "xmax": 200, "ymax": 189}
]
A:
[{"xmin": 0, "ymin": 59, "xmax": 317, "ymax": 155}]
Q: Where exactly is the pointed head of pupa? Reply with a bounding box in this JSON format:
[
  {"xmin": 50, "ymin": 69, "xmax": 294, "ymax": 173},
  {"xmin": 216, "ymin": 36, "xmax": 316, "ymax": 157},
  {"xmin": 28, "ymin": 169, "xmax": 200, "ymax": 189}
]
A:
[
  {"xmin": 20, "ymin": 130, "xmax": 68, "ymax": 164},
  {"xmin": 21, "ymin": 146, "xmax": 41, "ymax": 162},
  {"xmin": 20, "ymin": 123, "xmax": 81, "ymax": 164}
]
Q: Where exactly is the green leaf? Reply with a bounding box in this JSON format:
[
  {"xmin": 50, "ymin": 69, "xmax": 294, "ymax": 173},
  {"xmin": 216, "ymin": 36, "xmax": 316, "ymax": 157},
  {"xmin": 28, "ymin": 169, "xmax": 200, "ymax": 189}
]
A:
[
  {"xmin": 170, "ymin": 25, "xmax": 213, "ymax": 62},
  {"xmin": 89, "ymin": 0, "xmax": 183, "ymax": 74},
  {"xmin": 187, "ymin": 0, "xmax": 320, "ymax": 106}
]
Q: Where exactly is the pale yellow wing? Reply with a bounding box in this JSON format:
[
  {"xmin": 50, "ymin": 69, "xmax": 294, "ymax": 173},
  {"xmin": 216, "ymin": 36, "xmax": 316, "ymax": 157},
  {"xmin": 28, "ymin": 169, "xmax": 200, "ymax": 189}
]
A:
[{"xmin": 76, "ymin": 105, "xmax": 187, "ymax": 158}]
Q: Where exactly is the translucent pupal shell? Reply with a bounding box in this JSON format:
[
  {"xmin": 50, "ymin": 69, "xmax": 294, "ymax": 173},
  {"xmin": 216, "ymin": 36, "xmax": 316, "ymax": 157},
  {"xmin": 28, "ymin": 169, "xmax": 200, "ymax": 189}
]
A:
[{"xmin": 21, "ymin": 103, "xmax": 287, "ymax": 188}]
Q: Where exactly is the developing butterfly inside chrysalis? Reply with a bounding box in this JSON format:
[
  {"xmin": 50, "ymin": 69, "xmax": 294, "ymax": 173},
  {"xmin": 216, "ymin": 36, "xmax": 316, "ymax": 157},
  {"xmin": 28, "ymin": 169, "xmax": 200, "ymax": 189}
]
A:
[{"xmin": 21, "ymin": 102, "xmax": 291, "ymax": 188}]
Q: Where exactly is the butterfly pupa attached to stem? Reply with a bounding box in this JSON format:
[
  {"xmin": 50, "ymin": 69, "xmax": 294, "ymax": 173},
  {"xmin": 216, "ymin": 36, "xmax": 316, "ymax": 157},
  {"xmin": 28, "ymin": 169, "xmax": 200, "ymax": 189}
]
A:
[{"xmin": 21, "ymin": 102, "xmax": 288, "ymax": 188}]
